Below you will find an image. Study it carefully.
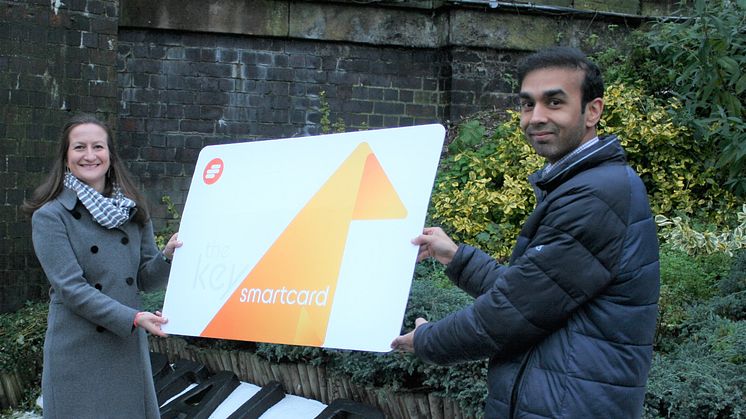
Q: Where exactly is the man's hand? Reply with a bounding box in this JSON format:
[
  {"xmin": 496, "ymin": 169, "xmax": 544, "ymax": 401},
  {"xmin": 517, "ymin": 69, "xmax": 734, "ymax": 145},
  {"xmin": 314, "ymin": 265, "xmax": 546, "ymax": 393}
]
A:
[
  {"xmin": 412, "ymin": 227, "xmax": 458, "ymax": 265},
  {"xmin": 390, "ymin": 317, "xmax": 428, "ymax": 352}
]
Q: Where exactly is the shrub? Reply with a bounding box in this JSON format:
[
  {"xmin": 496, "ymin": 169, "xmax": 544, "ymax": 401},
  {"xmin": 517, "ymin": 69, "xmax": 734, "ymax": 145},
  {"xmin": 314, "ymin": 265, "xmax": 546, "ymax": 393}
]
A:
[
  {"xmin": 430, "ymin": 115, "xmax": 542, "ymax": 259},
  {"xmin": 712, "ymin": 249, "xmax": 746, "ymax": 322},
  {"xmin": 0, "ymin": 301, "xmax": 47, "ymax": 374},
  {"xmin": 324, "ymin": 277, "xmax": 486, "ymax": 416},
  {"xmin": 430, "ymin": 83, "xmax": 743, "ymax": 259},
  {"xmin": 0, "ymin": 301, "xmax": 47, "ymax": 411},
  {"xmin": 655, "ymin": 205, "xmax": 746, "ymax": 259},
  {"xmin": 599, "ymin": 84, "xmax": 741, "ymax": 225},
  {"xmin": 596, "ymin": 0, "xmax": 746, "ymax": 197},
  {"xmin": 646, "ymin": 0, "xmax": 746, "ymax": 196},
  {"xmin": 720, "ymin": 249, "xmax": 746, "ymax": 296},
  {"xmin": 644, "ymin": 303, "xmax": 746, "ymax": 418},
  {"xmin": 142, "ymin": 289, "xmax": 167, "ymax": 313},
  {"xmin": 656, "ymin": 245, "xmax": 731, "ymax": 348}
]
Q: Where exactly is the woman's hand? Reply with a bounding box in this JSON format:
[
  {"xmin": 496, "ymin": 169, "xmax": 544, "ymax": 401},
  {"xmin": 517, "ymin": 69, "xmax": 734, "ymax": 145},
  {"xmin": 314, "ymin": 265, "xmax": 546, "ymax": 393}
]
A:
[
  {"xmin": 135, "ymin": 311, "xmax": 169, "ymax": 337},
  {"xmin": 163, "ymin": 232, "xmax": 182, "ymax": 261}
]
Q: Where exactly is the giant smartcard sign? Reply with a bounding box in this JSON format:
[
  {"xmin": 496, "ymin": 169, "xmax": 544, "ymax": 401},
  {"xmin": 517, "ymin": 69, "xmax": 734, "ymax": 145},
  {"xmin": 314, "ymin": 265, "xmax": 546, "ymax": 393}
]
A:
[{"xmin": 161, "ymin": 124, "xmax": 445, "ymax": 352}]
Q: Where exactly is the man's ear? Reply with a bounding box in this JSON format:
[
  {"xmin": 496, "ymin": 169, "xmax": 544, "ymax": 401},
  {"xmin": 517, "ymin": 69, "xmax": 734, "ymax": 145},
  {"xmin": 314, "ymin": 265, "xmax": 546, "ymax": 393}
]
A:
[{"xmin": 585, "ymin": 98, "xmax": 604, "ymax": 128}]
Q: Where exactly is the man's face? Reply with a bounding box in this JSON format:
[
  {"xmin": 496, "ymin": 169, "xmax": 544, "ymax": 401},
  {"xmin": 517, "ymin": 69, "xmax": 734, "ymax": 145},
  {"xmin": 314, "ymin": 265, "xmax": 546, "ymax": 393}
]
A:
[{"xmin": 519, "ymin": 67, "xmax": 600, "ymax": 163}]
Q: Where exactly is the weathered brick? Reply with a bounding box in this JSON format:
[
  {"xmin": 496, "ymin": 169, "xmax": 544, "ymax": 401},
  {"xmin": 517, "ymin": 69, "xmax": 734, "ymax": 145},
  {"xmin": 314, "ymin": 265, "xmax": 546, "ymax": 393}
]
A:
[
  {"xmin": 180, "ymin": 119, "xmax": 215, "ymax": 133},
  {"xmin": 146, "ymin": 118, "xmax": 179, "ymax": 132},
  {"xmin": 196, "ymin": 91, "xmax": 229, "ymax": 105}
]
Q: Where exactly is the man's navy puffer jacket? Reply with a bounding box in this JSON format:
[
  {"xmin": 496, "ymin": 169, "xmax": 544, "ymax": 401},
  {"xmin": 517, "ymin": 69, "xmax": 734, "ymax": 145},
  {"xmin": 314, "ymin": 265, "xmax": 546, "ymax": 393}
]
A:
[{"xmin": 414, "ymin": 135, "xmax": 660, "ymax": 418}]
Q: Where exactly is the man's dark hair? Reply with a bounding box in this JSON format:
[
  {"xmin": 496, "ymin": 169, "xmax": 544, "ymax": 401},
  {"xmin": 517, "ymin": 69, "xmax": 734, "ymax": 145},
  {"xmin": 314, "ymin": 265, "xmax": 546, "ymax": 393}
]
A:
[{"xmin": 517, "ymin": 47, "xmax": 604, "ymax": 111}]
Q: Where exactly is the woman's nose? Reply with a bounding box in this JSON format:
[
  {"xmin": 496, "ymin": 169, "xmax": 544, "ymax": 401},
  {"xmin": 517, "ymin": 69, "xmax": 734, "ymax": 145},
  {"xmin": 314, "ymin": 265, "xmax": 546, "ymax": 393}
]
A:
[{"xmin": 83, "ymin": 146, "xmax": 96, "ymax": 159}]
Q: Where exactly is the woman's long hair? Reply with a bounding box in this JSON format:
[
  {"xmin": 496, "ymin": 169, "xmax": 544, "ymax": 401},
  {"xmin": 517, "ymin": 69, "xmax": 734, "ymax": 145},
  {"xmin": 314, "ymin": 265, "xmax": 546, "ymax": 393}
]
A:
[{"xmin": 22, "ymin": 114, "xmax": 150, "ymax": 225}]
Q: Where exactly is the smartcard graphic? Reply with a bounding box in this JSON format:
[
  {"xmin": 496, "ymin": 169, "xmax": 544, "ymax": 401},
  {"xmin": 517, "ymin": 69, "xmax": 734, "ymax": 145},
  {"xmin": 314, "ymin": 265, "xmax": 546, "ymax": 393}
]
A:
[{"xmin": 162, "ymin": 124, "xmax": 445, "ymax": 352}]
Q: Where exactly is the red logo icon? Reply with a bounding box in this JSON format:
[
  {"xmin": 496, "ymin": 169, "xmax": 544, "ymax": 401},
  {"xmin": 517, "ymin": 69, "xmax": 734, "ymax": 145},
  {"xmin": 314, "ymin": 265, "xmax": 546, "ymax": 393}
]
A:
[{"xmin": 203, "ymin": 158, "xmax": 224, "ymax": 185}]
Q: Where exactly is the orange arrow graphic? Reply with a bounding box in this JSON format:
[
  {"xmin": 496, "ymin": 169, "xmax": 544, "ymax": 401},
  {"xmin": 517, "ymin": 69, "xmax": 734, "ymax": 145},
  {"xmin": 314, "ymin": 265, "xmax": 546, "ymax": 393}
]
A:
[{"xmin": 201, "ymin": 142, "xmax": 407, "ymax": 346}]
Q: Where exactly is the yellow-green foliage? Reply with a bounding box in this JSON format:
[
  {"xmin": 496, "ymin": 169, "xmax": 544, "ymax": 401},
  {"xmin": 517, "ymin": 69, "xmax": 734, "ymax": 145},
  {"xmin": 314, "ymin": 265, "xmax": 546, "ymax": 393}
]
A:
[
  {"xmin": 599, "ymin": 84, "xmax": 740, "ymax": 225},
  {"xmin": 431, "ymin": 83, "xmax": 744, "ymax": 259},
  {"xmin": 431, "ymin": 116, "xmax": 542, "ymax": 259}
]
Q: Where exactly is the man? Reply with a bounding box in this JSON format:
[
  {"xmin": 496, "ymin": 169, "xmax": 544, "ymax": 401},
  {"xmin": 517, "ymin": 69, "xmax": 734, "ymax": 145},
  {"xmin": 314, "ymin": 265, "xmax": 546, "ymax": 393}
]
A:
[{"xmin": 392, "ymin": 47, "xmax": 660, "ymax": 418}]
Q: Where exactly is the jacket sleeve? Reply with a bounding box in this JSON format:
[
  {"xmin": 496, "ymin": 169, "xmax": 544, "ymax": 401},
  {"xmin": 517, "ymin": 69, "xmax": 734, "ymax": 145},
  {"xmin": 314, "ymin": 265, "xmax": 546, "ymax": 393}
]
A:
[
  {"xmin": 32, "ymin": 206, "xmax": 139, "ymax": 338},
  {"xmin": 414, "ymin": 186, "xmax": 627, "ymax": 365},
  {"xmin": 445, "ymin": 244, "xmax": 508, "ymax": 298},
  {"xmin": 136, "ymin": 220, "xmax": 171, "ymax": 292}
]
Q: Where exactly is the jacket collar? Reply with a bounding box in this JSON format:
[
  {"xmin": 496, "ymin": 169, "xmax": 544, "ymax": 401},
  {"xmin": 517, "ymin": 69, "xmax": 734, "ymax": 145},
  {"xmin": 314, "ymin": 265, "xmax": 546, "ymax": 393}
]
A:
[
  {"xmin": 528, "ymin": 134, "xmax": 627, "ymax": 197},
  {"xmin": 58, "ymin": 187, "xmax": 78, "ymax": 211}
]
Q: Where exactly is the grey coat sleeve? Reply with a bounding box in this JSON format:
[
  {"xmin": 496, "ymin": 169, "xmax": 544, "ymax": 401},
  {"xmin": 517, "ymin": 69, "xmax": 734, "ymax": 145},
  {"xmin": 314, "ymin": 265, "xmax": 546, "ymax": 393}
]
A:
[
  {"xmin": 32, "ymin": 207, "xmax": 139, "ymax": 337},
  {"xmin": 136, "ymin": 220, "xmax": 171, "ymax": 292}
]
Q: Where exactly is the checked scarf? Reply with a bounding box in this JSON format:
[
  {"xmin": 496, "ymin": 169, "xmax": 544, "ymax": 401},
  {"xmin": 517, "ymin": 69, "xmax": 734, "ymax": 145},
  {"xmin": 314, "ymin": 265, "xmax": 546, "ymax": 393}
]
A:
[{"xmin": 64, "ymin": 172, "xmax": 136, "ymax": 229}]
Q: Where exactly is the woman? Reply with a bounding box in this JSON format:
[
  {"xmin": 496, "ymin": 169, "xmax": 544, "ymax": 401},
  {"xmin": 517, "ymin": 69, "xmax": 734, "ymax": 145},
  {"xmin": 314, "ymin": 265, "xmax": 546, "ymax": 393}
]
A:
[{"xmin": 23, "ymin": 114, "xmax": 182, "ymax": 418}]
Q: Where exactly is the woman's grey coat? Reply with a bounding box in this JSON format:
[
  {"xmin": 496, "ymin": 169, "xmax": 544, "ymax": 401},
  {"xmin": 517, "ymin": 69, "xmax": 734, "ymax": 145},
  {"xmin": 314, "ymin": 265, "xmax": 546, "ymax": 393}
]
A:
[{"xmin": 32, "ymin": 188, "xmax": 171, "ymax": 419}]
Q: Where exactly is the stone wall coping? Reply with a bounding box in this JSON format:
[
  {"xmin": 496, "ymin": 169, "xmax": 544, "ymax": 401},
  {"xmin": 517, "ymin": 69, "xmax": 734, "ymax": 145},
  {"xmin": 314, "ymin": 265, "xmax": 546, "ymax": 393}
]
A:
[{"xmin": 120, "ymin": 0, "xmax": 683, "ymax": 50}]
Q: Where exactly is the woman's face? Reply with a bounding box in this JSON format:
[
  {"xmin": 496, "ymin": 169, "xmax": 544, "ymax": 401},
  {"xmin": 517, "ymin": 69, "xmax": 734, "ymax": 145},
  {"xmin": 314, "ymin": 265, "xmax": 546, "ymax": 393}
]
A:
[{"xmin": 66, "ymin": 123, "xmax": 111, "ymax": 193}]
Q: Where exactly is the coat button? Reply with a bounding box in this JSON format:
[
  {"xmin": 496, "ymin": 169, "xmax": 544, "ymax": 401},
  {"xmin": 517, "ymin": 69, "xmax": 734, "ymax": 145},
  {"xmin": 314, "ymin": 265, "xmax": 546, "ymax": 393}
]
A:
[
  {"xmin": 121, "ymin": 237, "xmax": 129, "ymax": 245},
  {"xmin": 126, "ymin": 277, "xmax": 134, "ymax": 286},
  {"xmin": 96, "ymin": 326, "xmax": 105, "ymax": 333},
  {"xmin": 72, "ymin": 211, "xmax": 81, "ymax": 219},
  {"xmin": 90, "ymin": 245, "xmax": 99, "ymax": 254},
  {"xmin": 95, "ymin": 283, "xmax": 102, "ymax": 290}
]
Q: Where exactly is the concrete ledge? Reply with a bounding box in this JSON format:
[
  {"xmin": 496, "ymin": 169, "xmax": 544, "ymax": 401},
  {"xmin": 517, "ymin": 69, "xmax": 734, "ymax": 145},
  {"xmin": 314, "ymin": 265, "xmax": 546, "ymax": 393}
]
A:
[
  {"xmin": 120, "ymin": 0, "xmax": 675, "ymax": 49},
  {"xmin": 288, "ymin": 2, "xmax": 446, "ymax": 48},
  {"xmin": 120, "ymin": 0, "xmax": 289, "ymax": 37}
]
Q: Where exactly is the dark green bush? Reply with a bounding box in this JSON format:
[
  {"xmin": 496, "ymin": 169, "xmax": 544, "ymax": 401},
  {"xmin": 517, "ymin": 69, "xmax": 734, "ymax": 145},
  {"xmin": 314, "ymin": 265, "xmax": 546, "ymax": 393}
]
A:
[
  {"xmin": 402, "ymin": 273, "xmax": 475, "ymax": 328},
  {"xmin": 0, "ymin": 301, "xmax": 47, "ymax": 412},
  {"xmin": 141, "ymin": 289, "xmax": 167, "ymax": 313},
  {"xmin": 719, "ymin": 249, "xmax": 746, "ymax": 296},
  {"xmin": 0, "ymin": 301, "xmax": 47, "ymax": 374},
  {"xmin": 656, "ymin": 245, "xmax": 727, "ymax": 348},
  {"xmin": 713, "ymin": 249, "xmax": 746, "ymax": 321},
  {"xmin": 602, "ymin": 0, "xmax": 746, "ymax": 196},
  {"xmin": 645, "ymin": 304, "xmax": 746, "ymax": 418}
]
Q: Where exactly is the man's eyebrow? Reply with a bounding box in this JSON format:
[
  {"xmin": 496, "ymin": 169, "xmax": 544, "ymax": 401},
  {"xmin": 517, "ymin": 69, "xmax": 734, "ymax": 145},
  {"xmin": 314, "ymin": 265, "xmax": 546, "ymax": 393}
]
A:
[
  {"xmin": 543, "ymin": 88, "xmax": 567, "ymax": 98},
  {"xmin": 518, "ymin": 89, "xmax": 568, "ymax": 100}
]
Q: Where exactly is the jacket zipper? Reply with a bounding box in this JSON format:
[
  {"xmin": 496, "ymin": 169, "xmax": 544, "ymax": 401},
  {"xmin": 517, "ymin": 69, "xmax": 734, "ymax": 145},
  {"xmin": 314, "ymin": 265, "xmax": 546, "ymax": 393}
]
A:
[{"xmin": 509, "ymin": 350, "xmax": 533, "ymax": 419}]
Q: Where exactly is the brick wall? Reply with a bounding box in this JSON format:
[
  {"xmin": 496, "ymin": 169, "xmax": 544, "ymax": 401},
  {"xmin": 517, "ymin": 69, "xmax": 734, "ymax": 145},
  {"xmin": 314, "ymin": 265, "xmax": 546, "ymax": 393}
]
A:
[
  {"xmin": 0, "ymin": 0, "xmax": 119, "ymax": 312},
  {"xmin": 2, "ymin": 0, "xmax": 680, "ymax": 312},
  {"xmin": 116, "ymin": 29, "xmax": 526, "ymax": 222}
]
